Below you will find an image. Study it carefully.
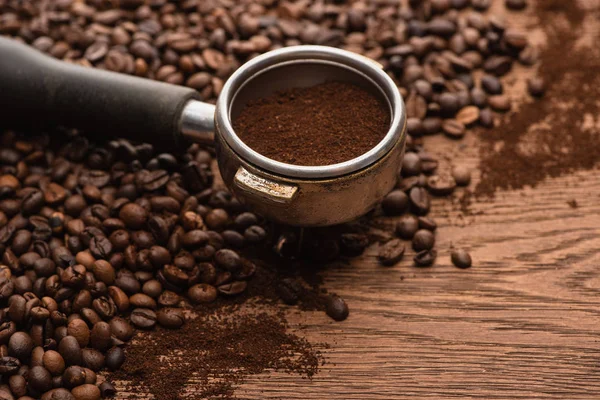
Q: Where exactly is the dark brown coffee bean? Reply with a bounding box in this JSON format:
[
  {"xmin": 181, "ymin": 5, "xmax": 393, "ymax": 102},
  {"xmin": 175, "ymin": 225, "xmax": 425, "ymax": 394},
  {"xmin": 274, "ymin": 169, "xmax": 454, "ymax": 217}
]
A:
[
  {"xmin": 244, "ymin": 225, "xmax": 267, "ymax": 243},
  {"xmin": 488, "ymin": 95, "xmax": 511, "ymax": 112},
  {"xmin": 71, "ymin": 384, "xmax": 101, "ymax": 400},
  {"xmin": 129, "ymin": 293, "xmax": 156, "ymax": 309},
  {"xmin": 451, "ymin": 165, "xmax": 471, "ymax": 186},
  {"xmin": 396, "ymin": 215, "xmax": 420, "ymax": 239},
  {"xmin": 412, "ymin": 229, "xmax": 436, "ymax": 251},
  {"xmin": 326, "ymin": 295, "xmax": 349, "ymax": 321},
  {"xmin": 505, "ymin": 0, "xmax": 527, "ymax": 10},
  {"xmin": 67, "ymin": 318, "xmax": 90, "ymax": 349},
  {"xmin": 63, "ymin": 365, "xmax": 86, "ymax": 389},
  {"xmin": 217, "ymin": 281, "xmax": 247, "ymax": 296},
  {"xmin": 527, "ymin": 77, "xmax": 545, "ymax": 97},
  {"xmin": 479, "ymin": 108, "xmax": 495, "ymax": 127},
  {"xmin": 130, "ymin": 308, "xmax": 156, "ymax": 329},
  {"xmin": 181, "ymin": 230, "xmax": 209, "ymax": 248},
  {"xmin": 377, "ymin": 239, "xmax": 405, "ymax": 266},
  {"xmin": 42, "ymin": 388, "xmax": 76, "ymax": 400},
  {"xmin": 81, "ymin": 348, "xmax": 105, "ymax": 371},
  {"xmin": 99, "ymin": 381, "xmax": 116, "ymax": 398},
  {"xmin": 441, "ymin": 119, "xmax": 466, "ymax": 139},
  {"xmin": 339, "ymin": 233, "xmax": 369, "ymax": 257},
  {"xmin": 483, "ymin": 56, "xmax": 513, "ymax": 76},
  {"xmin": 9, "ymin": 374, "xmax": 26, "ymax": 397},
  {"xmin": 109, "ymin": 317, "xmax": 134, "ymax": 342},
  {"xmin": 409, "ymin": 187, "xmax": 430, "ymax": 215},
  {"xmin": 89, "ymin": 236, "xmax": 112, "ymax": 260},
  {"xmin": 8, "ymin": 331, "xmax": 33, "ymax": 361},
  {"xmin": 427, "ymin": 174, "xmax": 457, "ymax": 196},
  {"xmin": 213, "ymin": 249, "xmax": 240, "ymax": 271},
  {"xmin": 118, "ymin": 203, "xmax": 147, "ymax": 229},
  {"xmin": 414, "ymin": 249, "xmax": 437, "ymax": 267},
  {"xmin": 188, "ymin": 283, "xmax": 217, "ymax": 304},
  {"xmin": 158, "ymin": 290, "xmax": 180, "ymax": 307},
  {"xmin": 157, "ymin": 307, "xmax": 185, "ymax": 329},
  {"xmin": 451, "ymin": 249, "xmax": 472, "ymax": 269},
  {"xmin": 92, "ymin": 296, "xmax": 116, "ymax": 319},
  {"xmin": 43, "ymin": 350, "xmax": 65, "ymax": 375},
  {"xmin": 0, "ymin": 356, "xmax": 20, "ymax": 374},
  {"xmin": 29, "ymin": 365, "xmax": 53, "ymax": 392},
  {"xmin": 401, "ymin": 152, "xmax": 421, "ymax": 177}
]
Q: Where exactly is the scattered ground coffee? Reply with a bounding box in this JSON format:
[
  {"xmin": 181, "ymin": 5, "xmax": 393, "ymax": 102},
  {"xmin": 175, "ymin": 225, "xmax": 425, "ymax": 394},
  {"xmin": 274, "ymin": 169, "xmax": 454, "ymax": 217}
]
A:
[
  {"xmin": 233, "ymin": 82, "xmax": 390, "ymax": 166},
  {"xmin": 476, "ymin": 1, "xmax": 600, "ymax": 196},
  {"xmin": 113, "ymin": 306, "xmax": 322, "ymax": 400}
]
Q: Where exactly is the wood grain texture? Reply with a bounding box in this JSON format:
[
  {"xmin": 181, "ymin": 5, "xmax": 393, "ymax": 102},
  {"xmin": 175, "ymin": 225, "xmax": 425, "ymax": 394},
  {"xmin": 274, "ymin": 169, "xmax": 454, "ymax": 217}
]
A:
[{"xmin": 115, "ymin": 1, "xmax": 600, "ymax": 398}]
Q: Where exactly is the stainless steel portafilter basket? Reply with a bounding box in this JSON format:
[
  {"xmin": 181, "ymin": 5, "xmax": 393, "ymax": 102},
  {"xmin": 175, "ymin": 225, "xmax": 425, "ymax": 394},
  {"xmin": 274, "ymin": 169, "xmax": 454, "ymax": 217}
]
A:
[{"xmin": 0, "ymin": 38, "xmax": 406, "ymax": 227}]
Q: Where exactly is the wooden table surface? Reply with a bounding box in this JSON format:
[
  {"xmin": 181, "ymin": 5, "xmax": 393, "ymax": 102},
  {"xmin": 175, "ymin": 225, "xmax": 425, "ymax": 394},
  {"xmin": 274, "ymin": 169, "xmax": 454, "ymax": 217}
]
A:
[{"xmin": 118, "ymin": 1, "xmax": 600, "ymax": 399}]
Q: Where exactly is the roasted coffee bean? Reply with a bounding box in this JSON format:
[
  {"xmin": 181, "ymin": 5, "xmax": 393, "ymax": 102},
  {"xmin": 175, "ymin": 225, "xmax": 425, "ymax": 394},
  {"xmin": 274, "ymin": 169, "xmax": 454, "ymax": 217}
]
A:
[
  {"xmin": 81, "ymin": 348, "xmax": 105, "ymax": 371},
  {"xmin": 451, "ymin": 165, "xmax": 472, "ymax": 186},
  {"xmin": 130, "ymin": 293, "xmax": 157, "ymax": 309},
  {"xmin": 414, "ymin": 249, "xmax": 437, "ymax": 267},
  {"xmin": 417, "ymin": 217, "xmax": 438, "ymax": 231},
  {"xmin": 442, "ymin": 119, "xmax": 466, "ymax": 139},
  {"xmin": 409, "ymin": 187, "xmax": 430, "ymax": 215},
  {"xmin": 157, "ymin": 307, "xmax": 185, "ymax": 329},
  {"xmin": 0, "ymin": 356, "xmax": 20, "ymax": 374},
  {"xmin": 118, "ymin": 203, "xmax": 147, "ymax": 229},
  {"xmin": 99, "ymin": 381, "xmax": 116, "ymax": 398},
  {"xmin": 71, "ymin": 384, "xmax": 101, "ymax": 400},
  {"xmin": 412, "ymin": 230, "xmax": 436, "ymax": 251},
  {"xmin": 157, "ymin": 290, "xmax": 180, "ymax": 307},
  {"xmin": 42, "ymin": 350, "xmax": 65, "ymax": 376},
  {"xmin": 527, "ymin": 77, "xmax": 545, "ymax": 97},
  {"xmin": 42, "ymin": 388, "xmax": 76, "ymax": 400},
  {"xmin": 505, "ymin": 0, "xmax": 527, "ymax": 10},
  {"xmin": 58, "ymin": 336, "xmax": 82, "ymax": 366},
  {"xmin": 427, "ymin": 174, "xmax": 457, "ymax": 196},
  {"xmin": 188, "ymin": 283, "xmax": 217, "ymax": 304},
  {"xmin": 339, "ymin": 233, "xmax": 369, "ymax": 257},
  {"xmin": 9, "ymin": 374, "xmax": 27, "ymax": 397},
  {"xmin": 326, "ymin": 295, "xmax": 349, "ymax": 321},
  {"xmin": 8, "ymin": 331, "xmax": 34, "ymax": 361},
  {"xmin": 109, "ymin": 317, "xmax": 134, "ymax": 342},
  {"xmin": 89, "ymin": 236, "xmax": 113, "ymax": 259},
  {"xmin": 218, "ymin": 281, "xmax": 247, "ymax": 296},
  {"xmin": 130, "ymin": 308, "xmax": 157, "ymax": 329},
  {"xmin": 214, "ymin": 249, "xmax": 240, "ymax": 271},
  {"xmin": 29, "ymin": 365, "xmax": 53, "ymax": 392},
  {"xmin": 244, "ymin": 225, "xmax": 267, "ymax": 243},
  {"xmin": 182, "ymin": 230, "xmax": 209, "ymax": 248},
  {"xmin": 381, "ymin": 190, "xmax": 409, "ymax": 216},
  {"xmin": 451, "ymin": 249, "xmax": 472, "ymax": 269},
  {"xmin": 401, "ymin": 152, "xmax": 421, "ymax": 177},
  {"xmin": 377, "ymin": 239, "xmax": 405, "ymax": 266},
  {"xmin": 396, "ymin": 215, "xmax": 420, "ymax": 239}
]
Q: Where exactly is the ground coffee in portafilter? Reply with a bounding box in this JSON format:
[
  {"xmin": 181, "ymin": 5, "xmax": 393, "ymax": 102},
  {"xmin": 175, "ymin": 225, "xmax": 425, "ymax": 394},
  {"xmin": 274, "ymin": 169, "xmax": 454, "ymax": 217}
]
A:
[{"xmin": 233, "ymin": 81, "xmax": 390, "ymax": 166}]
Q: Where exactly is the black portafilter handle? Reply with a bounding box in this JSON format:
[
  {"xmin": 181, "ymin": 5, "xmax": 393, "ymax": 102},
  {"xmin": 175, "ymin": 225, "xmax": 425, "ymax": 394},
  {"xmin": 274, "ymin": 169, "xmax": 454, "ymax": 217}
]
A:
[{"xmin": 0, "ymin": 37, "xmax": 215, "ymax": 148}]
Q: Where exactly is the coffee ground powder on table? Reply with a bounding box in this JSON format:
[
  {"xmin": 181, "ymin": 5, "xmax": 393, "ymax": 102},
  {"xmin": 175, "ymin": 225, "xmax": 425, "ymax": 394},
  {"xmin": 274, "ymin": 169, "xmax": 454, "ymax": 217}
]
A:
[
  {"xmin": 475, "ymin": 1, "xmax": 600, "ymax": 196},
  {"xmin": 113, "ymin": 306, "xmax": 323, "ymax": 400},
  {"xmin": 233, "ymin": 81, "xmax": 390, "ymax": 166}
]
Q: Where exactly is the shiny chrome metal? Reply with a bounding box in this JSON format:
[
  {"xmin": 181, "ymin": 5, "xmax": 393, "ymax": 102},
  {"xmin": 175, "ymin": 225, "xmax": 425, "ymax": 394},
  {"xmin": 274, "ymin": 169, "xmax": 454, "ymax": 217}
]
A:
[
  {"xmin": 216, "ymin": 45, "xmax": 405, "ymax": 179},
  {"xmin": 179, "ymin": 45, "xmax": 406, "ymax": 226},
  {"xmin": 180, "ymin": 100, "xmax": 215, "ymax": 145}
]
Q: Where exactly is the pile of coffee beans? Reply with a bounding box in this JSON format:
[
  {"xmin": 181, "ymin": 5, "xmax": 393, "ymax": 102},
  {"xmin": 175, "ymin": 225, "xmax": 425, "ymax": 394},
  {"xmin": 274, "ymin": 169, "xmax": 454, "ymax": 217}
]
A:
[{"xmin": 0, "ymin": 0, "xmax": 539, "ymax": 398}]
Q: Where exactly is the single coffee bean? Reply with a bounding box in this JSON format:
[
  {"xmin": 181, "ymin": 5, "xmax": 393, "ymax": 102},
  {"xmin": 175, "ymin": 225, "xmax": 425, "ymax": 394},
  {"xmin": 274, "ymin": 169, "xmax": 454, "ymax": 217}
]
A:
[
  {"xmin": 0, "ymin": 356, "xmax": 20, "ymax": 374},
  {"xmin": 488, "ymin": 95, "xmax": 511, "ymax": 112},
  {"xmin": 325, "ymin": 295, "xmax": 349, "ymax": 321},
  {"xmin": 377, "ymin": 239, "xmax": 405, "ymax": 266},
  {"xmin": 89, "ymin": 322, "xmax": 111, "ymax": 352},
  {"xmin": 41, "ymin": 388, "xmax": 76, "ymax": 400},
  {"xmin": 396, "ymin": 215, "xmax": 420, "ymax": 240},
  {"xmin": 213, "ymin": 249, "xmax": 240, "ymax": 271},
  {"xmin": 188, "ymin": 284, "xmax": 217, "ymax": 304},
  {"xmin": 409, "ymin": 187, "xmax": 430, "ymax": 215},
  {"xmin": 130, "ymin": 308, "xmax": 157, "ymax": 329},
  {"xmin": 8, "ymin": 331, "xmax": 33, "ymax": 361},
  {"xmin": 9, "ymin": 374, "xmax": 26, "ymax": 397},
  {"xmin": 63, "ymin": 365, "xmax": 86, "ymax": 389},
  {"xmin": 455, "ymin": 106, "xmax": 480, "ymax": 126},
  {"xmin": 218, "ymin": 281, "xmax": 247, "ymax": 296},
  {"xmin": 129, "ymin": 293, "xmax": 157, "ymax": 309},
  {"xmin": 412, "ymin": 229, "xmax": 436, "ymax": 251},
  {"xmin": 58, "ymin": 336, "xmax": 82, "ymax": 366},
  {"xmin": 442, "ymin": 119, "xmax": 466, "ymax": 139},
  {"xmin": 29, "ymin": 365, "xmax": 53, "ymax": 392},
  {"xmin": 157, "ymin": 290, "xmax": 180, "ymax": 307},
  {"xmin": 427, "ymin": 174, "xmax": 457, "ymax": 196},
  {"xmin": 417, "ymin": 217, "xmax": 438, "ymax": 231},
  {"xmin": 451, "ymin": 249, "xmax": 472, "ymax": 269},
  {"xmin": 339, "ymin": 233, "xmax": 369, "ymax": 257},
  {"xmin": 118, "ymin": 203, "xmax": 147, "ymax": 229},
  {"xmin": 81, "ymin": 348, "xmax": 105, "ymax": 371},
  {"xmin": 505, "ymin": 0, "xmax": 527, "ymax": 10},
  {"xmin": 109, "ymin": 317, "xmax": 134, "ymax": 342},
  {"xmin": 67, "ymin": 319, "xmax": 90, "ymax": 348},
  {"xmin": 42, "ymin": 350, "xmax": 65, "ymax": 375},
  {"xmin": 527, "ymin": 77, "xmax": 545, "ymax": 97},
  {"xmin": 71, "ymin": 384, "xmax": 101, "ymax": 400},
  {"xmin": 381, "ymin": 190, "xmax": 409, "ymax": 216},
  {"xmin": 401, "ymin": 152, "xmax": 421, "ymax": 177},
  {"xmin": 99, "ymin": 381, "xmax": 116, "ymax": 398},
  {"xmin": 451, "ymin": 165, "xmax": 472, "ymax": 186},
  {"xmin": 157, "ymin": 307, "xmax": 185, "ymax": 329},
  {"xmin": 414, "ymin": 249, "xmax": 437, "ymax": 267}
]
